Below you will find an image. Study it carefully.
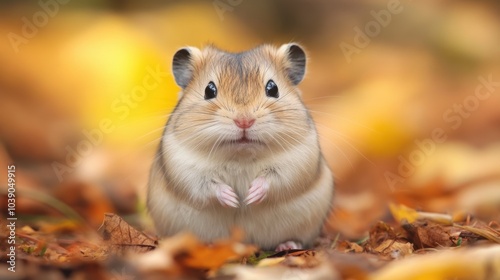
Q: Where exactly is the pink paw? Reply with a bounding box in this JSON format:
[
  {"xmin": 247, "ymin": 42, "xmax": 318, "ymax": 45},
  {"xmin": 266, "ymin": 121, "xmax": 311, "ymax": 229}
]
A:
[
  {"xmin": 215, "ymin": 184, "xmax": 239, "ymax": 208},
  {"xmin": 275, "ymin": 241, "xmax": 303, "ymax": 252},
  {"xmin": 244, "ymin": 177, "xmax": 269, "ymax": 205}
]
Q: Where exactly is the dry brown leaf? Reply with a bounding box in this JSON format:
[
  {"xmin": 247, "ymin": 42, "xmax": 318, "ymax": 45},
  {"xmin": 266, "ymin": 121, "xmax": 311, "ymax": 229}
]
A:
[
  {"xmin": 415, "ymin": 225, "xmax": 453, "ymax": 249},
  {"xmin": 368, "ymin": 221, "xmax": 398, "ymax": 250},
  {"xmin": 336, "ymin": 240, "xmax": 364, "ymax": 253},
  {"xmin": 373, "ymin": 240, "xmax": 413, "ymax": 259},
  {"xmin": 280, "ymin": 250, "xmax": 322, "ymax": 268},
  {"xmin": 98, "ymin": 213, "xmax": 157, "ymax": 255},
  {"xmin": 65, "ymin": 241, "xmax": 107, "ymax": 261},
  {"xmin": 403, "ymin": 221, "xmax": 454, "ymax": 249}
]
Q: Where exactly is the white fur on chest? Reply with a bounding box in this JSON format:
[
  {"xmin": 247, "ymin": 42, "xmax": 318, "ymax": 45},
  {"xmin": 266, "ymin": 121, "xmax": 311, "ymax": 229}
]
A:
[{"xmin": 164, "ymin": 134, "xmax": 279, "ymax": 197}]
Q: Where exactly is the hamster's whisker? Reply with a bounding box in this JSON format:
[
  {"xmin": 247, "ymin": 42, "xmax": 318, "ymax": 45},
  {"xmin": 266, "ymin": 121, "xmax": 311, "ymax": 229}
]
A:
[
  {"xmin": 190, "ymin": 133, "xmax": 214, "ymax": 152},
  {"xmin": 191, "ymin": 88, "xmax": 228, "ymax": 111},
  {"xmin": 302, "ymin": 94, "xmax": 350, "ymax": 103},
  {"xmin": 271, "ymin": 132, "xmax": 312, "ymax": 186},
  {"xmin": 129, "ymin": 111, "xmax": 172, "ymax": 121},
  {"xmin": 308, "ymin": 110, "xmax": 376, "ymax": 132},
  {"xmin": 268, "ymin": 104, "xmax": 378, "ymax": 133},
  {"xmin": 135, "ymin": 126, "xmax": 167, "ymax": 141},
  {"xmin": 264, "ymin": 131, "xmax": 288, "ymax": 154},
  {"xmin": 214, "ymin": 132, "xmax": 231, "ymax": 155},
  {"xmin": 173, "ymin": 126, "xmax": 223, "ymax": 150},
  {"xmin": 199, "ymin": 87, "xmax": 235, "ymax": 113},
  {"xmin": 115, "ymin": 110, "xmax": 217, "ymax": 131},
  {"xmin": 260, "ymin": 88, "xmax": 292, "ymax": 110},
  {"xmin": 292, "ymin": 122, "xmax": 356, "ymax": 169},
  {"xmin": 273, "ymin": 131, "xmax": 311, "ymax": 160},
  {"xmin": 314, "ymin": 123, "xmax": 361, "ymax": 146},
  {"xmin": 177, "ymin": 129, "xmax": 211, "ymax": 147},
  {"xmin": 319, "ymin": 124, "xmax": 376, "ymax": 167},
  {"xmin": 261, "ymin": 88, "xmax": 295, "ymax": 110},
  {"xmin": 268, "ymin": 108, "xmax": 304, "ymax": 114},
  {"xmin": 276, "ymin": 131, "xmax": 317, "ymax": 169},
  {"xmin": 140, "ymin": 135, "xmax": 166, "ymax": 150},
  {"xmin": 320, "ymin": 136, "xmax": 356, "ymax": 170},
  {"xmin": 272, "ymin": 119, "xmax": 372, "ymax": 167},
  {"xmin": 207, "ymin": 133, "xmax": 227, "ymax": 160},
  {"xmin": 173, "ymin": 123, "xmax": 221, "ymax": 144},
  {"xmin": 261, "ymin": 132, "xmax": 275, "ymax": 158},
  {"xmin": 261, "ymin": 121, "xmax": 353, "ymax": 171},
  {"xmin": 172, "ymin": 120, "xmax": 220, "ymax": 133}
]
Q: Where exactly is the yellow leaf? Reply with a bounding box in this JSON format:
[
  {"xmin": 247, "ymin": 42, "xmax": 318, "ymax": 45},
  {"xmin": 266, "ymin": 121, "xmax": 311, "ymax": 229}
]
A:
[
  {"xmin": 389, "ymin": 203, "xmax": 453, "ymax": 225},
  {"xmin": 370, "ymin": 245, "xmax": 500, "ymax": 280},
  {"xmin": 389, "ymin": 203, "xmax": 420, "ymax": 223}
]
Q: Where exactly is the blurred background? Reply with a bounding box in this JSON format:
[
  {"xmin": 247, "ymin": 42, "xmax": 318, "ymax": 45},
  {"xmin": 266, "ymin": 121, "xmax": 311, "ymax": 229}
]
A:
[{"xmin": 1, "ymin": 0, "xmax": 499, "ymax": 239}]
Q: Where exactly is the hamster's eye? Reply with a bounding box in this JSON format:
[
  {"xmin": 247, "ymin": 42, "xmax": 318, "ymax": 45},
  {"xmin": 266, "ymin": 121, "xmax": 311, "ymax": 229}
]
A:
[
  {"xmin": 204, "ymin": 81, "xmax": 217, "ymax": 100},
  {"xmin": 265, "ymin": 80, "xmax": 279, "ymax": 98}
]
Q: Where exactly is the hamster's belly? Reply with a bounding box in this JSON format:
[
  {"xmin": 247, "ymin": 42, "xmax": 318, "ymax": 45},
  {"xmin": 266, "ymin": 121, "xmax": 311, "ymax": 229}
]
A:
[{"xmin": 153, "ymin": 155, "xmax": 332, "ymax": 248}]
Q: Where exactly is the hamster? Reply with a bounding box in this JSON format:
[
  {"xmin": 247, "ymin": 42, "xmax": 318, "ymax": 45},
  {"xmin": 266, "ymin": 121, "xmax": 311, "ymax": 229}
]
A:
[{"xmin": 147, "ymin": 43, "xmax": 334, "ymax": 251}]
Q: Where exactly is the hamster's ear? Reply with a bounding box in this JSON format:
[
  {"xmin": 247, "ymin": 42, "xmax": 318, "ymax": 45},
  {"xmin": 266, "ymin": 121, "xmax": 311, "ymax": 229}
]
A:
[
  {"xmin": 278, "ymin": 43, "xmax": 306, "ymax": 85},
  {"xmin": 172, "ymin": 47, "xmax": 201, "ymax": 88}
]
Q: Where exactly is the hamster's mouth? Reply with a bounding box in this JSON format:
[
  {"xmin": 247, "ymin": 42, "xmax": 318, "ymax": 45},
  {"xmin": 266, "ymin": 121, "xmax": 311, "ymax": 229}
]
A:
[
  {"xmin": 225, "ymin": 136, "xmax": 264, "ymax": 146},
  {"xmin": 237, "ymin": 136, "xmax": 256, "ymax": 144}
]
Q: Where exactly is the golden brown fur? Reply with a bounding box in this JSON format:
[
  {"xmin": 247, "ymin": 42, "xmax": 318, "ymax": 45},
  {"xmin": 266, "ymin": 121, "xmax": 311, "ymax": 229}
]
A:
[{"xmin": 147, "ymin": 43, "xmax": 334, "ymax": 250}]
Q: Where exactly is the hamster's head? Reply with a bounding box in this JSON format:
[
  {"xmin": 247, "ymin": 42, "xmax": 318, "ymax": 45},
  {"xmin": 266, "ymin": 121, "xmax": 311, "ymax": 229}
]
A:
[{"xmin": 168, "ymin": 43, "xmax": 316, "ymax": 159}]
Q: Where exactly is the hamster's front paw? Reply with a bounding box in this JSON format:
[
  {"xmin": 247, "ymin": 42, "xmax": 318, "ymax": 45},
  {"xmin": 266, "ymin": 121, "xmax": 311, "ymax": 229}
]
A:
[
  {"xmin": 244, "ymin": 176, "xmax": 269, "ymax": 205},
  {"xmin": 215, "ymin": 183, "xmax": 240, "ymax": 208}
]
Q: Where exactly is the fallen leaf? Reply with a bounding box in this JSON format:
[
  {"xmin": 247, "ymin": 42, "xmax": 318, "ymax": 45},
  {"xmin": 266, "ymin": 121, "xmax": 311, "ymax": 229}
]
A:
[
  {"xmin": 368, "ymin": 221, "xmax": 398, "ymax": 250},
  {"xmin": 389, "ymin": 203, "xmax": 453, "ymax": 225},
  {"xmin": 403, "ymin": 221, "xmax": 454, "ymax": 249},
  {"xmin": 336, "ymin": 241, "xmax": 364, "ymax": 253},
  {"xmin": 370, "ymin": 245, "xmax": 500, "ymax": 280},
  {"xmin": 281, "ymin": 250, "xmax": 322, "ymax": 268},
  {"xmin": 373, "ymin": 240, "xmax": 413, "ymax": 260},
  {"xmin": 98, "ymin": 213, "xmax": 157, "ymax": 255}
]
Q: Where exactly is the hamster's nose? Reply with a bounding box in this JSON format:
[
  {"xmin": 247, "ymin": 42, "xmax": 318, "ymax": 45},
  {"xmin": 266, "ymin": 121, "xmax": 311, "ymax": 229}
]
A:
[{"xmin": 234, "ymin": 118, "xmax": 255, "ymax": 129}]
